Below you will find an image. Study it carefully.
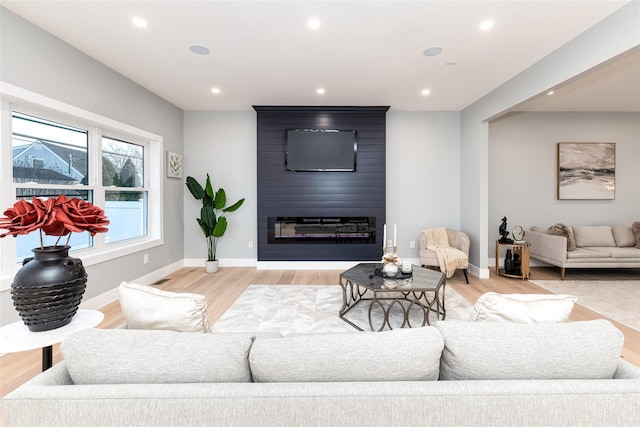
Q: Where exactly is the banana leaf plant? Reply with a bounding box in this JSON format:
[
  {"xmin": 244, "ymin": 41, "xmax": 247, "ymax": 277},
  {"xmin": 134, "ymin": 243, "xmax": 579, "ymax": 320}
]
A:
[{"xmin": 186, "ymin": 174, "xmax": 244, "ymax": 261}]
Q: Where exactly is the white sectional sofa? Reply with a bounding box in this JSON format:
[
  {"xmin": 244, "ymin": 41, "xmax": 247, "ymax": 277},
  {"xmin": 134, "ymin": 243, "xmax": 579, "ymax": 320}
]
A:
[
  {"xmin": 528, "ymin": 224, "xmax": 640, "ymax": 279},
  {"xmin": 3, "ymin": 320, "xmax": 639, "ymax": 427}
]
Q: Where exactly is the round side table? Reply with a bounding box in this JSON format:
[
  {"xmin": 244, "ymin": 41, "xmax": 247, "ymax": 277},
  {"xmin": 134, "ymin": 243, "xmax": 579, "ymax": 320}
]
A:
[{"xmin": 0, "ymin": 309, "xmax": 104, "ymax": 371}]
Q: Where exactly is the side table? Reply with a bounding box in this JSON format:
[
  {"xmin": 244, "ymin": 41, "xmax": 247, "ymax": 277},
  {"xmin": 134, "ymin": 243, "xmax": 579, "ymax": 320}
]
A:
[
  {"xmin": 495, "ymin": 241, "xmax": 531, "ymax": 280},
  {"xmin": 0, "ymin": 309, "xmax": 104, "ymax": 371}
]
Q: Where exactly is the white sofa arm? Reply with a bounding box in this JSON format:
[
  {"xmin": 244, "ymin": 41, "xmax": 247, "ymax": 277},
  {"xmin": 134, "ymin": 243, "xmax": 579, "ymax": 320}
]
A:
[{"xmin": 528, "ymin": 230, "xmax": 568, "ymax": 264}]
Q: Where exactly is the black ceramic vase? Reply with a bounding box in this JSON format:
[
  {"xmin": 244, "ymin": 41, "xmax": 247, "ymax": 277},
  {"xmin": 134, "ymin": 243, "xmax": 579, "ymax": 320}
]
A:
[{"xmin": 11, "ymin": 246, "xmax": 87, "ymax": 332}]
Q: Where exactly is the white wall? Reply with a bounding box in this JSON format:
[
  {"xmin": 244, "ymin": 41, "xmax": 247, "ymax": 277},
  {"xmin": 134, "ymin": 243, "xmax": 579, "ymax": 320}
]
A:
[
  {"xmin": 183, "ymin": 111, "xmax": 257, "ymax": 262},
  {"xmin": 182, "ymin": 110, "xmax": 461, "ymax": 264},
  {"xmin": 489, "ymin": 111, "xmax": 640, "ymax": 255},
  {"xmin": 460, "ymin": 1, "xmax": 640, "ymax": 276},
  {"xmin": 386, "ymin": 111, "xmax": 461, "ymax": 261},
  {"xmin": 0, "ymin": 8, "xmax": 184, "ymax": 325}
]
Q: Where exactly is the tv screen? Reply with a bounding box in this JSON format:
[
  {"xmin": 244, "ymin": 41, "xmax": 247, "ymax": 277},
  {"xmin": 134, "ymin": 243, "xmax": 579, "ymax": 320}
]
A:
[{"xmin": 286, "ymin": 129, "xmax": 357, "ymax": 172}]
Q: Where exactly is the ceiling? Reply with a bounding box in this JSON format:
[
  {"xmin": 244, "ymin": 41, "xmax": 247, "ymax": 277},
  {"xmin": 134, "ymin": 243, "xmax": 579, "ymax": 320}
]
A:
[{"xmin": 2, "ymin": 1, "xmax": 638, "ymax": 112}]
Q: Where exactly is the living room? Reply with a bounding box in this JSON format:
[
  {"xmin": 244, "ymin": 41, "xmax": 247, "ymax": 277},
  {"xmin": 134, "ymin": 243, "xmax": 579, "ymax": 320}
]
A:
[{"xmin": 1, "ymin": 1, "xmax": 639, "ymax": 424}]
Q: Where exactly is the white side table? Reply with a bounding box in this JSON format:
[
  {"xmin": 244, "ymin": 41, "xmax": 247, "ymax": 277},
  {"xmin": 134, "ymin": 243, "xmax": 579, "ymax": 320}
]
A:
[{"xmin": 0, "ymin": 309, "xmax": 104, "ymax": 371}]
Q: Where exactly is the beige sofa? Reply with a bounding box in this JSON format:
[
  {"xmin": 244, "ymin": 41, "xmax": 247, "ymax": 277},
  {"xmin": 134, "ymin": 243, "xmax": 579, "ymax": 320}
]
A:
[
  {"xmin": 528, "ymin": 225, "xmax": 640, "ymax": 279},
  {"xmin": 3, "ymin": 321, "xmax": 639, "ymax": 427}
]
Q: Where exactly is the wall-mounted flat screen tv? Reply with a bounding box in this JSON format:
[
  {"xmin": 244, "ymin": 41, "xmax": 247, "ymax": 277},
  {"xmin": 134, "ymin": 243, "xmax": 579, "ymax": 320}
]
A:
[{"xmin": 285, "ymin": 129, "xmax": 357, "ymax": 172}]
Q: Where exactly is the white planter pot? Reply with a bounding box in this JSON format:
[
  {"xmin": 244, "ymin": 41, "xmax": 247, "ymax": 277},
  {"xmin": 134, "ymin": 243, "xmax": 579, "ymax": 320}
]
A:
[{"xmin": 205, "ymin": 260, "xmax": 219, "ymax": 273}]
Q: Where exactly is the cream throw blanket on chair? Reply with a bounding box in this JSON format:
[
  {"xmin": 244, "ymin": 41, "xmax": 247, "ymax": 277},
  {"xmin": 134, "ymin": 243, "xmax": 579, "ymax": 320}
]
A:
[{"xmin": 425, "ymin": 227, "xmax": 468, "ymax": 278}]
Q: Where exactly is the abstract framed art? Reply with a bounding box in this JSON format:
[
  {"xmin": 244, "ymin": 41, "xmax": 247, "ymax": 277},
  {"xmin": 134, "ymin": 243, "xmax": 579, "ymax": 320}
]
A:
[{"xmin": 557, "ymin": 142, "xmax": 615, "ymax": 200}]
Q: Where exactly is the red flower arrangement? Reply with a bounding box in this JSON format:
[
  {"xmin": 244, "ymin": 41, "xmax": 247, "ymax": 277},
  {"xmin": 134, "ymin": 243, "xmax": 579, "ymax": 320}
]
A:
[{"xmin": 0, "ymin": 195, "xmax": 109, "ymax": 248}]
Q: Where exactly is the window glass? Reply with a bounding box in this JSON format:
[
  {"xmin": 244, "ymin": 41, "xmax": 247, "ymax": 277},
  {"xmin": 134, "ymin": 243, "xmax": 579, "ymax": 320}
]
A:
[
  {"xmin": 102, "ymin": 137, "xmax": 144, "ymax": 187},
  {"xmin": 105, "ymin": 191, "xmax": 148, "ymax": 243},
  {"xmin": 12, "ymin": 112, "xmax": 89, "ymax": 185}
]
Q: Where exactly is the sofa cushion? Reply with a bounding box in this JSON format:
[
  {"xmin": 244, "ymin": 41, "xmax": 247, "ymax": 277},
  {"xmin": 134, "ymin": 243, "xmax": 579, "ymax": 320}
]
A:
[
  {"xmin": 249, "ymin": 327, "xmax": 443, "ymax": 382},
  {"xmin": 612, "ymin": 225, "xmax": 636, "ymax": 247},
  {"xmin": 633, "ymin": 221, "xmax": 640, "ymax": 248},
  {"xmin": 62, "ymin": 329, "xmax": 253, "ymax": 384},
  {"xmin": 566, "ymin": 248, "xmax": 612, "ymax": 259},
  {"xmin": 469, "ymin": 292, "xmax": 576, "ymax": 323},
  {"xmin": 435, "ymin": 320, "xmax": 623, "ymax": 380},
  {"xmin": 592, "ymin": 247, "xmax": 640, "ymax": 259},
  {"xmin": 548, "ymin": 223, "xmax": 576, "ymax": 251},
  {"xmin": 119, "ymin": 282, "xmax": 210, "ymax": 333},
  {"xmin": 572, "ymin": 226, "xmax": 616, "ymax": 248}
]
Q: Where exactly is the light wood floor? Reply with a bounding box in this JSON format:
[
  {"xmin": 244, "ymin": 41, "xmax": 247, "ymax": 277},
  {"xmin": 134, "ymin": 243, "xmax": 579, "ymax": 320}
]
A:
[{"xmin": 1, "ymin": 266, "xmax": 638, "ymax": 401}]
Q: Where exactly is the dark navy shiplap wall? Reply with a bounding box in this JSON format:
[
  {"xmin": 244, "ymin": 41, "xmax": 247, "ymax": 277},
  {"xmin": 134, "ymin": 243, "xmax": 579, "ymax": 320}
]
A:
[{"xmin": 254, "ymin": 106, "xmax": 389, "ymax": 261}]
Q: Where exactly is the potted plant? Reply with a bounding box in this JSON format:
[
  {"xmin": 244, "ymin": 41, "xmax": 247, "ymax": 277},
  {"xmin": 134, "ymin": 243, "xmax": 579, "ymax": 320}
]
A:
[{"xmin": 186, "ymin": 174, "xmax": 244, "ymax": 273}]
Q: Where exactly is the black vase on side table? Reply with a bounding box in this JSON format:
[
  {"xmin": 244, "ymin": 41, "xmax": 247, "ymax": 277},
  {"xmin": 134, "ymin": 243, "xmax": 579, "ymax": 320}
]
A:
[{"xmin": 11, "ymin": 246, "xmax": 87, "ymax": 332}]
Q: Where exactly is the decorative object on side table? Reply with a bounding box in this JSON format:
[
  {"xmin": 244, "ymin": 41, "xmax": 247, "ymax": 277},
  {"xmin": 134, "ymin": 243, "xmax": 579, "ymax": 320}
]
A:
[
  {"xmin": 186, "ymin": 173, "xmax": 245, "ymax": 273},
  {"xmin": 498, "ymin": 216, "xmax": 513, "ymax": 243},
  {"xmin": 0, "ymin": 196, "xmax": 109, "ymax": 332}
]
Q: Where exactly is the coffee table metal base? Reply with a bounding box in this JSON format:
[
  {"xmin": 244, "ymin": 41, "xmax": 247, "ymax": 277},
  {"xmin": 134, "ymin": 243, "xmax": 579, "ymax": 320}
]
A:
[{"xmin": 339, "ymin": 278, "xmax": 446, "ymax": 331}]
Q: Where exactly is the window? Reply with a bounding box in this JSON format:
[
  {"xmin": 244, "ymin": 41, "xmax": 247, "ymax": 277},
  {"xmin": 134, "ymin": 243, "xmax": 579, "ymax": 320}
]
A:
[{"xmin": 1, "ymin": 84, "xmax": 163, "ymax": 291}]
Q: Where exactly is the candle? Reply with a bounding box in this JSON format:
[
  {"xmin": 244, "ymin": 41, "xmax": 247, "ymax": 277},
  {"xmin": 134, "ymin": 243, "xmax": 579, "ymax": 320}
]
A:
[
  {"xmin": 393, "ymin": 224, "xmax": 397, "ymax": 248},
  {"xmin": 383, "ymin": 224, "xmax": 387, "ymax": 250}
]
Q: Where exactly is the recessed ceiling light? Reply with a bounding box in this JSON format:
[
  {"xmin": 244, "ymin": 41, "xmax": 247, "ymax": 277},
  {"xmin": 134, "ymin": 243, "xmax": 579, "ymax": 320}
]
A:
[
  {"xmin": 547, "ymin": 90, "xmax": 555, "ymax": 95},
  {"xmin": 316, "ymin": 88, "xmax": 325, "ymax": 95},
  {"xmin": 308, "ymin": 19, "xmax": 321, "ymax": 30},
  {"xmin": 480, "ymin": 20, "xmax": 494, "ymax": 31},
  {"xmin": 423, "ymin": 46, "xmax": 443, "ymax": 57},
  {"xmin": 421, "ymin": 89, "xmax": 431, "ymax": 96},
  {"xmin": 189, "ymin": 45, "xmax": 210, "ymax": 55},
  {"xmin": 211, "ymin": 87, "xmax": 221, "ymax": 94},
  {"xmin": 132, "ymin": 17, "xmax": 147, "ymax": 28},
  {"xmin": 445, "ymin": 61, "xmax": 459, "ymax": 66}
]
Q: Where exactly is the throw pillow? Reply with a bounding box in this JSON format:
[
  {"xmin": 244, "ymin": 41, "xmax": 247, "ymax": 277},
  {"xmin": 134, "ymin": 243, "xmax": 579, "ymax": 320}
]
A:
[
  {"xmin": 435, "ymin": 320, "xmax": 623, "ymax": 381},
  {"xmin": 469, "ymin": 292, "xmax": 577, "ymax": 323},
  {"xmin": 547, "ymin": 223, "xmax": 576, "ymax": 251},
  {"xmin": 612, "ymin": 225, "xmax": 637, "ymax": 247},
  {"xmin": 119, "ymin": 281, "xmax": 210, "ymax": 333},
  {"xmin": 249, "ymin": 327, "xmax": 444, "ymax": 382},
  {"xmin": 572, "ymin": 225, "xmax": 616, "ymax": 248},
  {"xmin": 62, "ymin": 329, "xmax": 253, "ymax": 384},
  {"xmin": 633, "ymin": 221, "xmax": 640, "ymax": 249}
]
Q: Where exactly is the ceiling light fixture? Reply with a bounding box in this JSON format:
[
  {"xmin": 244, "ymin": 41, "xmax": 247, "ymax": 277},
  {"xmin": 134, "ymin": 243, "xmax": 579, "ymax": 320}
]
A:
[
  {"xmin": 445, "ymin": 61, "xmax": 459, "ymax": 66},
  {"xmin": 480, "ymin": 20, "xmax": 494, "ymax": 31},
  {"xmin": 547, "ymin": 90, "xmax": 555, "ymax": 95},
  {"xmin": 308, "ymin": 19, "xmax": 321, "ymax": 30},
  {"xmin": 421, "ymin": 89, "xmax": 431, "ymax": 96},
  {"xmin": 423, "ymin": 46, "xmax": 443, "ymax": 57},
  {"xmin": 189, "ymin": 45, "xmax": 210, "ymax": 55},
  {"xmin": 211, "ymin": 87, "xmax": 221, "ymax": 94},
  {"xmin": 316, "ymin": 88, "xmax": 325, "ymax": 95},
  {"xmin": 132, "ymin": 17, "xmax": 147, "ymax": 28}
]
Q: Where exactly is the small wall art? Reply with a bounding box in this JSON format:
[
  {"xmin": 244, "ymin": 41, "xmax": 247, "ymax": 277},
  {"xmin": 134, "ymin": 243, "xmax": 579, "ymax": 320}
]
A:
[
  {"xmin": 167, "ymin": 151, "xmax": 183, "ymax": 179},
  {"xmin": 557, "ymin": 142, "xmax": 615, "ymax": 200}
]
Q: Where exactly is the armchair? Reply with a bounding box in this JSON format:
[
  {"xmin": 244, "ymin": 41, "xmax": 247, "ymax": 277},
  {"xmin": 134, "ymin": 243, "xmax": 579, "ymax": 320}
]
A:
[{"xmin": 419, "ymin": 228, "xmax": 470, "ymax": 283}]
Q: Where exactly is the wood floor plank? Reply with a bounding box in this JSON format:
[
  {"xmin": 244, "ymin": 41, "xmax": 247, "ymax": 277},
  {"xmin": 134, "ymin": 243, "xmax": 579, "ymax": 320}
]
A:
[{"xmin": 2, "ymin": 265, "xmax": 638, "ymax": 404}]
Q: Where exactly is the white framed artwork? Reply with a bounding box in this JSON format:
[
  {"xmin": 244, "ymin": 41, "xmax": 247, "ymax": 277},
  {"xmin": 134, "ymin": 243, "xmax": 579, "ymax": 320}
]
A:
[{"xmin": 167, "ymin": 151, "xmax": 183, "ymax": 179}]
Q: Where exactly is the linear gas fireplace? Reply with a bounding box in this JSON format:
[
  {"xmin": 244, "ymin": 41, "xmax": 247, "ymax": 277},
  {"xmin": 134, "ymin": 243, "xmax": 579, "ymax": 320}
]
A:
[{"xmin": 268, "ymin": 217, "xmax": 376, "ymax": 244}]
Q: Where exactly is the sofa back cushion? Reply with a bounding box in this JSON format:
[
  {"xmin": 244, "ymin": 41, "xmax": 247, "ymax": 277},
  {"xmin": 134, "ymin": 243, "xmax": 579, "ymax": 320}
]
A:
[
  {"xmin": 469, "ymin": 292, "xmax": 576, "ymax": 323},
  {"xmin": 119, "ymin": 282, "xmax": 210, "ymax": 333},
  {"xmin": 612, "ymin": 225, "xmax": 636, "ymax": 247},
  {"xmin": 572, "ymin": 226, "xmax": 616, "ymax": 247},
  {"xmin": 62, "ymin": 329, "xmax": 254, "ymax": 384},
  {"xmin": 435, "ymin": 320, "xmax": 623, "ymax": 380},
  {"xmin": 249, "ymin": 327, "xmax": 443, "ymax": 382}
]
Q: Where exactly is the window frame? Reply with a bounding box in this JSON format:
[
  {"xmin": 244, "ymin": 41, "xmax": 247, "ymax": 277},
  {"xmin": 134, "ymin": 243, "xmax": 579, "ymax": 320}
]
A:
[{"xmin": 0, "ymin": 83, "xmax": 164, "ymax": 292}]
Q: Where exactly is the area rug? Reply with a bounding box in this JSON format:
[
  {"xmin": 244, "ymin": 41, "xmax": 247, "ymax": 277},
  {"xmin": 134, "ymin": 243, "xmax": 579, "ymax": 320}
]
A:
[
  {"xmin": 212, "ymin": 284, "xmax": 473, "ymax": 334},
  {"xmin": 530, "ymin": 280, "xmax": 640, "ymax": 331}
]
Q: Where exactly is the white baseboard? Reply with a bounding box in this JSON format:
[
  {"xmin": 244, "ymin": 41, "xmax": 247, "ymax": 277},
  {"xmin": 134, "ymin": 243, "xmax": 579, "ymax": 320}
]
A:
[
  {"xmin": 183, "ymin": 258, "xmax": 257, "ymax": 268},
  {"xmin": 468, "ymin": 263, "xmax": 489, "ymax": 279},
  {"xmin": 79, "ymin": 260, "xmax": 185, "ymax": 310}
]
